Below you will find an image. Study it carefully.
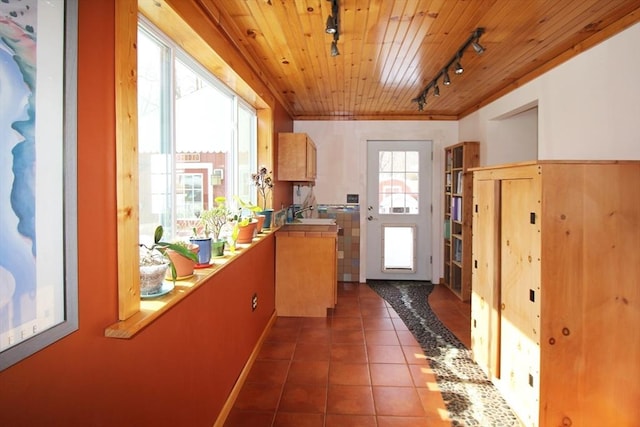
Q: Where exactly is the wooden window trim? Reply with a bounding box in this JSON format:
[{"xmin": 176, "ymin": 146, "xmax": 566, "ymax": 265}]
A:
[{"xmin": 112, "ymin": 0, "xmax": 274, "ymax": 328}]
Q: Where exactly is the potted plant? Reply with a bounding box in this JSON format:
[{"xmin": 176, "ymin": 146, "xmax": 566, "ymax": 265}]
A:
[
  {"xmin": 197, "ymin": 196, "xmax": 231, "ymax": 257},
  {"xmin": 139, "ymin": 225, "xmax": 199, "ymax": 296},
  {"xmin": 251, "ymin": 166, "xmax": 274, "ymax": 229},
  {"xmin": 164, "ymin": 240, "xmax": 199, "ymax": 278},
  {"xmin": 232, "ymin": 196, "xmax": 262, "ymax": 243},
  {"xmin": 189, "ymin": 232, "xmax": 212, "ymax": 266}
]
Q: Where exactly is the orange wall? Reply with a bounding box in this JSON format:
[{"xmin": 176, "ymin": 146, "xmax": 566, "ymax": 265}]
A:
[{"xmin": 0, "ymin": 2, "xmax": 291, "ymax": 425}]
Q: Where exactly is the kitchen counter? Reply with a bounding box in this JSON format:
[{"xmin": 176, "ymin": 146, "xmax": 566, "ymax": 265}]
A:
[
  {"xmin": 275, "ymin": 224, "xmax": 338, "ymax": 317},
  {"xmin": 276, "ymin": 223, "xmax": 339, "ymax": 235}
]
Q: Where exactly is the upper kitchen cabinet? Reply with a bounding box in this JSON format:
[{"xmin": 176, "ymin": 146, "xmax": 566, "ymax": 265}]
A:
[{"xmin": 278, "ymin": 132, "xmax": 317, "ymax": 182}]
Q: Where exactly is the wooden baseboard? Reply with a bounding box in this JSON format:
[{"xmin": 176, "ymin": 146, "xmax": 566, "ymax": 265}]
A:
[{"xmin": 213, "ymin": 311, "xmax": 277, "ymax": 427}]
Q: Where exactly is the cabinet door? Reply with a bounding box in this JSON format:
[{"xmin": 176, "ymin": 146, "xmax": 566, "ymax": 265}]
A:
[
  {"xmin": 275, "ymin": 235, "xmax": 336, "ymax": 317},
  {"xmin": 499, "ymin": 177, "xmax": 541, "ymax": 427},
  {"xmin": 306, "ymin": 138, "xmax": 317, "ymax": 180},
  {"xmin": 471, "ymin": 179, "xmax": 501, "ymax": 378},
  {"xmin": 278, "ymin": 133, "xmax": 317, "ymax": 182}
]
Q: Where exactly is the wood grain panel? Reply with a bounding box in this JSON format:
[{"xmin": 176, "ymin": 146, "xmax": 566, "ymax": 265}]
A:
[
  {"xmin": 275, "ymin": 233, "xmax": 337, "ymax": 317},
  {"xmin": 472, "ymin": 161, "xmax": 640, "ymax": 426},
  {"xmin": 115, "ymin": 0, "xmax": 140, "ymax": 320},
  {"xmin": 203, "ymin": 0, "xmax": 639, "ymax": 119},
  {"xmin": 471, "ymin": 178, "xmax": 501, "ymax": 379}
]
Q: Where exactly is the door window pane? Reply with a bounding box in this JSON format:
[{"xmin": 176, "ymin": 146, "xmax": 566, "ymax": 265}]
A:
[{"xmin": 378, "ymin": 151, "xmax": 419, "ymax": 214}]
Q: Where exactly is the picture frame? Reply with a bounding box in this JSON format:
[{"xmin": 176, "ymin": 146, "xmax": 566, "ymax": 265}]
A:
[{"xmin": 0, "ymin": 0, "xmax": 78, "ymax": 371}]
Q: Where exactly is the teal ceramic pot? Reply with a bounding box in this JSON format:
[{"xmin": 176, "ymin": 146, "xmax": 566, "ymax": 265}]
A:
[{"xmin": 260, "ymin": 209, "xmax": 274, "ymax": 229}]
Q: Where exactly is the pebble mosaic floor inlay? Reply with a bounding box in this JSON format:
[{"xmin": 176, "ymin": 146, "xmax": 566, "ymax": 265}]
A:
[{"xmin": 367, "ymin": 280, "xmax": 521, "ymax": 426}]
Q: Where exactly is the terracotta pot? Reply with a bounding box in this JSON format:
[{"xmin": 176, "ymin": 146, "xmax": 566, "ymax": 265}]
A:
[
  {"xmin": 255, "ymin": 214, "xmax": 266, "ymax": 233},
  {"xmin": 165, "ymin": 245, "xmax": 199, "ymax": 279},
  {"xmin": 236, "ymin": 219, "xmax": 258, "ymax": 244}
]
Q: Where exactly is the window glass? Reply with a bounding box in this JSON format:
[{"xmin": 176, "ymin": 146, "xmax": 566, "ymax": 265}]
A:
[
  {"xmin": 137, "ymin": 21, "xmax": 256, "ymax": 243},
  {"xmin": 378, "ymin": 150, "xmax": 420, "ymax": 214}
]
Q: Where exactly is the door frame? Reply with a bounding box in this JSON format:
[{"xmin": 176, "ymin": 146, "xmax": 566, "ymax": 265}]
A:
[{"xmin": 364, "ymin": 140, "xmax": 433, "ymax": 281}]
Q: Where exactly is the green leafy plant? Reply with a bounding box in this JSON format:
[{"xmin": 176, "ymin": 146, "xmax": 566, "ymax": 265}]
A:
[
  {"xmin": 233, "ymin": 195, "xmax": 262, "ymax": 220},
  {"xmin": 198, "ymin": 196, "xmax": 231, "ymax": 241},
  {"xmin": 140, "ymin": 225, "xmax": 199, "ymax": 281}
]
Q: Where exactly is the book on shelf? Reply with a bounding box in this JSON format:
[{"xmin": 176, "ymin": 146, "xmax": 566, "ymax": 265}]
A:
[
  {"xmin": 444, "ymin": 220, "xmax": 451, "ymax": 239},
  {"xmin": 451, "ymin": 197, "xmax": 462, "ymax": 222},
  {"xmin": 453, "ymin": 238, "xmax": 462, "ymax": 262},
  {"xmin": 456, "ymin": 171, "xmax": 463, "ymax": 194}
]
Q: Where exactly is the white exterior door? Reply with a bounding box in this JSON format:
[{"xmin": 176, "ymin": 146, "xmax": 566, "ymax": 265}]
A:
[{"xmin": 366, "ymin": 140, "xmax": 432, "ymax": 281}]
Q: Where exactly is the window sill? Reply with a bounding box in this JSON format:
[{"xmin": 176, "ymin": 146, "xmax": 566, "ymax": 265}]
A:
[{"xmin": 104, "ymin": 229, "xmax": 277, "ymax": 339}]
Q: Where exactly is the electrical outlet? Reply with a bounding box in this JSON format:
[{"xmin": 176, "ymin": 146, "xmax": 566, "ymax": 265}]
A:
[{"xmin": 251, "ymin": 293, "xmax": 258, "ymax": 311}]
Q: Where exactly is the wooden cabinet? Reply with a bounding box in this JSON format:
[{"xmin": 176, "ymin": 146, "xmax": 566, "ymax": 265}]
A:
[
  {"xmin": 471, "ymin": 161, "xmax": 640, "ymax": 427},
  {"xmin": 275, "ymin": 225, "xmax": 337, "ymax": 317},
  {"xmin": 278, "ymin": 132, "xmax": 317, "ymax": 182},
  {"xmin": 443, "ymin": 141, "xmax": 479, "ymax": 301}
]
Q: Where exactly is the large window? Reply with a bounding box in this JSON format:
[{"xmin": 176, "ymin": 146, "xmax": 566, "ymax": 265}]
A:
[{"xmin": 137, "ymin": 20, "xmax": 257, "ymax": 243}]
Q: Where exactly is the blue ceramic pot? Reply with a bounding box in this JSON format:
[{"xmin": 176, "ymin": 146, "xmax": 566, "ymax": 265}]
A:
[{"xmin": 189, "ymin": 237, "xmax": 212, "ymax": 265}]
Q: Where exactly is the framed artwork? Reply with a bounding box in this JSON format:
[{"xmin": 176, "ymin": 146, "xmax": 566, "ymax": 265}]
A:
[{"xmin": 0, "ymin": 0, "xmax": 78, "ymax": 371}]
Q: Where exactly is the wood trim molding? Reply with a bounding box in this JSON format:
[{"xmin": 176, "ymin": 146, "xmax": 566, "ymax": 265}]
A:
[
  {"xmin": 213, "ymin": 311, "xmax": 277, "ymax": 427},
  {"xmin": 115, "ymin": 0, "xmax": 140, "ymax": 320}
]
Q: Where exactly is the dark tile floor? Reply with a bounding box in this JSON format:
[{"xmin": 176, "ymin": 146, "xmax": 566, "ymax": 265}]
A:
[{"xmin": 225, "ymin": 282, "xmax": 471, "ymax": 427}]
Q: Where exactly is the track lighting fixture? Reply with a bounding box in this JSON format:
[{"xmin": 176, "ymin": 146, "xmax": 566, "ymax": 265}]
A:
[
  {"xmin": 412, "ymin": 27, "xmax": 486, "ymax": 110},
  {"xmin": 443, "ymin": 68, "xmax": 451, "ymax": 86},
  {"xmin": 326, "ymin": 0, "xmax": 340, "ymax": 57},
  {"xmin": 471, "ymin": 39, "xmax": 485, "ymax": 54},
  {"xmin": 331, "ymin": 39, "xmax": 340, "ymax": 57},
  {"xmin": 325, "ymin": 15, "xmax": 337, "ymax": 34},
  {"xmin": 454, "ymin": 56, "xmax": 464, "ymax": 75}
]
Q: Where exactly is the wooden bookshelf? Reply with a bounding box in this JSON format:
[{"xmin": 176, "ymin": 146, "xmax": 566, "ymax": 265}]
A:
[{"xmin": 443, "ymin": 141, "xmax": 479, "ymax": 301}]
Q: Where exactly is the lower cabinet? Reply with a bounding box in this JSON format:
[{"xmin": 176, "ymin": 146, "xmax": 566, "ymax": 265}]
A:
[
  {"xmin": 471, "ymin": 161, "xmax": 640, "ymax": 427},
  {"xmin": 275, "ymin": 226, "xmax": 337, "ymax": 317}
]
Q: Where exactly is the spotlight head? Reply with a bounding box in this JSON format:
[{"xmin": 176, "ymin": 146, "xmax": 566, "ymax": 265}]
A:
[
  {"xmin": 443, "ymin": 69, "xmax": 451, "ymax": 86},
  {"xmin": 472, "ymin": 39, "xmax": 485, "ymax": 54},
  {"xmin": 454, "ymin": 59, "xmax": 463, "ymax": 75},
  {"xmin": 325, "ymin": 15, "xmax": 337, "ymax": 34},
  {"xmin": 434, "ymin": 82, "xmax": 440, "ymax": 97},
  {"xmin": 330, "ymin": 40, "xmax": 340, "ymax": 57}
]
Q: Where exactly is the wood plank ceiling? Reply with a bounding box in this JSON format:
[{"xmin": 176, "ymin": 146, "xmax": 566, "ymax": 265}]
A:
[{"xmin": 195, "ymin": 0, "xmax": 640, "ymax": 120}]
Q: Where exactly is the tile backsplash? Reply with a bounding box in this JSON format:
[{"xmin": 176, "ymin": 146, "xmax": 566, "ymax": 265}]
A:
[{"xmin": 316, "ymin": 204, "xmax": 360, "ymax": 282}]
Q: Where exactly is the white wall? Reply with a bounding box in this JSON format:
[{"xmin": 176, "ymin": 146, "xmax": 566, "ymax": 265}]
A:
[
  {"xmin": 292, "ymin": 121, "xmax": 458, "ymax": 282},
  {"xmin": 461, "ymin": 22, "xmax": 640, "ymax": 162},
  {"xmin": 484, "ymin": 106, "xmax": 538, "ymax": 166}
]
